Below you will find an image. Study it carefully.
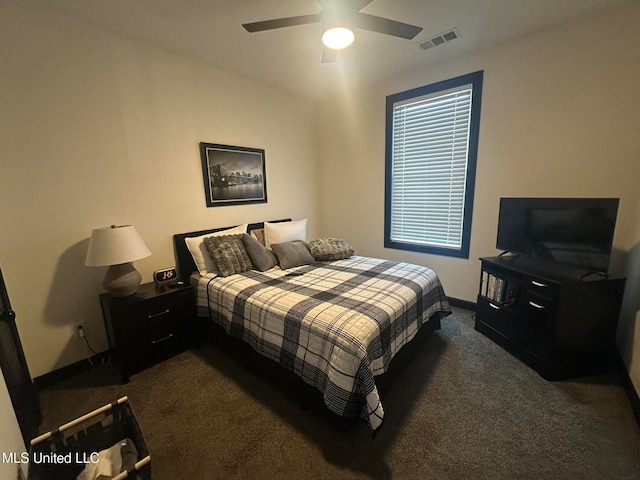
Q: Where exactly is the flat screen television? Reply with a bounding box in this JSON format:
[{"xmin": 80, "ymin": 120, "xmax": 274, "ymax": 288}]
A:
[{"xmin": 496, "ymin": 197, "xmax": 619, "ymax": 274}]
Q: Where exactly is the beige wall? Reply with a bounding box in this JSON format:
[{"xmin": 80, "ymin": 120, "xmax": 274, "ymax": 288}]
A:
[
  {"xmin": 617, "ymin": 194, "xmax": 640, "ymax": 394},
  {"xmin": 316, "ymin": 3, "xmax": 640, "ymax": 391},
  {"xmin": 0, "ymin": 0, "xmax": 317, "ymax": 377}
]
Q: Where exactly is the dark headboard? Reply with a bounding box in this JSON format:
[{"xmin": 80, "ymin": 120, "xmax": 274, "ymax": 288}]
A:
[{"xmin": 173, "ymin": 219, "xmax": 291, "ymax": 281}]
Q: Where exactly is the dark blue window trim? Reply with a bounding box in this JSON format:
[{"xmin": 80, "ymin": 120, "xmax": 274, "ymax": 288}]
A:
[{"xmin": 384, "ymin": 70, "xmax": 484, "ymax": 259}]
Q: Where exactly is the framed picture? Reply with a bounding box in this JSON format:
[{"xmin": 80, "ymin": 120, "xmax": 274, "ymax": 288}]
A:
[{"xmin": 199, "ymin": 142, "xmax": 267, "ymax": 207}]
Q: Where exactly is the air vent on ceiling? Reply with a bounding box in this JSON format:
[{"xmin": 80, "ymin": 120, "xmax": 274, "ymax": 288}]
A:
[{"xmin": 418, "ymin": 28, "xmax": 460, "ymax": 50}]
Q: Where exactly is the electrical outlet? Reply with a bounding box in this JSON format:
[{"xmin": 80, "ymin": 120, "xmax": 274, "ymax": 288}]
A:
[{"xmin": 75, "ymin": 322, "xmax": 87, "ymax": 339}]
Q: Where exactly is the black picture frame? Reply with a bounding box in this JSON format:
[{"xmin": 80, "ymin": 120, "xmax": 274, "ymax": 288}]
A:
[{"xmin": 199, "ymin": 142, "xmax": 267, "ymax": 207}]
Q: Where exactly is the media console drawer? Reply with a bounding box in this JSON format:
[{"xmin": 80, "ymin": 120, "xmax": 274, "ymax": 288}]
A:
[{"xmin": 476, "ymin": 296, "xmax": 517, "ymax": 348}]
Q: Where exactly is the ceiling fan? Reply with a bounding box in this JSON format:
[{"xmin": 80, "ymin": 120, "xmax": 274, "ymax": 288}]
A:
[{"xmin": 242, "ymin": 0, "xmax": 423, "ymax": 63}]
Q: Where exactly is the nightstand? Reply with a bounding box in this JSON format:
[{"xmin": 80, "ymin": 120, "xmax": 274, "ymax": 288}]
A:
[{"xmin": 100, "ymin": 282, "xmax": 196, "ymax": 383}]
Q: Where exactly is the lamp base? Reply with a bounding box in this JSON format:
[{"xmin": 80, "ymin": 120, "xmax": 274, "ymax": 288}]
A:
[{"xmin": 103, "ymin": 262, "xmax": 142, "ymax": 297}]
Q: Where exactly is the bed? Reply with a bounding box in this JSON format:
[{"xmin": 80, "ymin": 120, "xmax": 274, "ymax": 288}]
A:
[{"xmin": 173, "ymin": 220, "xmax": 451, "ymax": 433}]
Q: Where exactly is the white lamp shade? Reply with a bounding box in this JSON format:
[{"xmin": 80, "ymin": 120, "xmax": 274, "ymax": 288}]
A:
[{"xmin": 85, "ymin": 225, "xmax": 151, "ymax": 267}]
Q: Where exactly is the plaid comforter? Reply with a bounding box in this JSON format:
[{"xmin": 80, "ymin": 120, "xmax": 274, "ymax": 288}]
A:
[{"xmin": 194, "ymin": 256, "xmax": 451, "ymax": 432}]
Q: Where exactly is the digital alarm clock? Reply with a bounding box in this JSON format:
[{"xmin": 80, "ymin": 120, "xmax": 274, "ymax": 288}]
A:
[{"xmin": 153, "ymin": 267, "xmax": 178, "ymax": 286}]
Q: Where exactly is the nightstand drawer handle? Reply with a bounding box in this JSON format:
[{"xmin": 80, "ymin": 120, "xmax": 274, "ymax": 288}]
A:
[
  {"xmin": 151, "ymin": 333, "xmax": 173, "ymax": 344},
  {"xmin": 528, "ymin": 301, "xmax": 546, "ymax": 310},
  {"xmin": 531, "ymin": 280, "xmax": 548, "ymax": 288},
  {"xmin": 489, "ymin": 303, "xmax": 501, "ymax": 310},
  {"xmin": 148, "ymin": 309, "xmax": 170, "ymax": 319}
]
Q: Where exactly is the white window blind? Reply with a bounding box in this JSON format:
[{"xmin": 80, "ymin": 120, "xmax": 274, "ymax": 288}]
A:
[{"xmin": 390, "ymin": 84, "xmax": 473, "ymax": 250}]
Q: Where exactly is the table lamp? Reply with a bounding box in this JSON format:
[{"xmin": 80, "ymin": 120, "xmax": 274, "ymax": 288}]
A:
[{"xmin": 85, "ymin": 225, "xmax": 151, "ymax": 297}]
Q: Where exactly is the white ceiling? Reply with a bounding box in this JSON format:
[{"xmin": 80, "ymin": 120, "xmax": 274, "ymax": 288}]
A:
[{"xmin": 27, "ymin": 0, "xmax": 629, "ymax": 99}]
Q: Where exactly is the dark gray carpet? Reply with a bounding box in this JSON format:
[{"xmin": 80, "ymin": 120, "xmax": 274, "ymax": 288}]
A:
[{"xmin": 38, "ymin": 308, "xmax": 640, "ymax": 479}]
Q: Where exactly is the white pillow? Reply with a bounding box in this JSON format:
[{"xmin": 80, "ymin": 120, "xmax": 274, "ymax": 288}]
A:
[
  {"xmin": 264, "ymin": 219, "xmax": 307, "ymax": 249},
  {"xmin": 185, "ymin": 224, "xmax": 248, "ymax": 275}
]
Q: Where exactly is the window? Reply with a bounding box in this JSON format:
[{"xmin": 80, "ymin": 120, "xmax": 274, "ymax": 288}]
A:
[{"xmin": 384, "ymin": 71, "xmax": 483, "ymax": 258}]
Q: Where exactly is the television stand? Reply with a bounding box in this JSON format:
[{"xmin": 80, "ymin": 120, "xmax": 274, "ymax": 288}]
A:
[{"xmin": 475, "ymin": 256, "xmax": 625, "ymax": 380}]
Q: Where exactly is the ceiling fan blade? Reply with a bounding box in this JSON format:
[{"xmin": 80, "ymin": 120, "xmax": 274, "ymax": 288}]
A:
[
  {"xmin": 355, "ymin": 13, "xmax": 422, "ymax": 39},
  {"xmin": 321, "ymin": 46, "xmax": 337, "ymax": 63},
  {"xmin": 243, "ymin": 13, "xmax": 321, "ymax": 33}
]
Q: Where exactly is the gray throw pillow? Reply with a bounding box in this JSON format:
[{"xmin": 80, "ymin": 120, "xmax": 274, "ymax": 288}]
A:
[
  {"xmin": 203, "ymin": 234, "xmax": 252, "ymax": 277},
  {"xmin": 271, "ymin": 241, "xmax": 315, "ymax": 270},
  {"xmin": 308, "ymin": 238, "xmax": 355, "ymax": 261},
  {"xmin": 242, "ymin": 233, "xmax": 277, "ymax": 271}
]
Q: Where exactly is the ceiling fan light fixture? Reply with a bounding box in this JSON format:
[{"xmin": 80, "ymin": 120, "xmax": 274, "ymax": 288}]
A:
[{"xmin": 322, "ymin": 26, "xmax": 354, "ymax": 50}]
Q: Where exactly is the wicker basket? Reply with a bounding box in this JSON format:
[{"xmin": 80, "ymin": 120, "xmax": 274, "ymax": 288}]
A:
[{"xmin": 28, "ymin": 396, "xmax": 151, "ymax": 480}]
